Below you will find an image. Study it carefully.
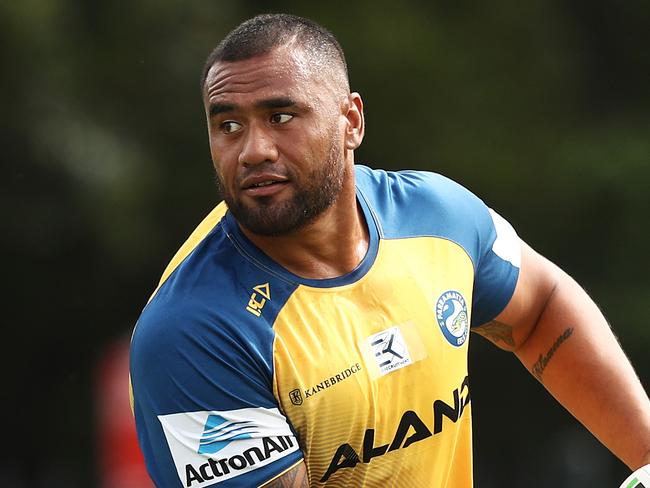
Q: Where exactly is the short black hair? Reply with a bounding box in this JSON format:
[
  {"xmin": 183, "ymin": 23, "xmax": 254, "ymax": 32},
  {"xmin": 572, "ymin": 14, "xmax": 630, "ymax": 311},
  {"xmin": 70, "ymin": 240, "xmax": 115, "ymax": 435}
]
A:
[{"xmin": 200, "ymin": 13, "xmax": 349, "ymax": 92}]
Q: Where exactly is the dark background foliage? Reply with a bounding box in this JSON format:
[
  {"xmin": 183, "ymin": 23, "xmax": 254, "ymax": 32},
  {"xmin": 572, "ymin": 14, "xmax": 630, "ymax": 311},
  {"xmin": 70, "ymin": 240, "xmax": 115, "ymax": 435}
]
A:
[{"xmin": 2, "ymin": 1, "xmax": 648, "ymax": 486}]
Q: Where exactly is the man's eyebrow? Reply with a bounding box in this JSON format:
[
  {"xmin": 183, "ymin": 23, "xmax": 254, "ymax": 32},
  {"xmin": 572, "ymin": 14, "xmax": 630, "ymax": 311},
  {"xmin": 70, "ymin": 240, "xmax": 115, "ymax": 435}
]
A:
[
  {"xmin": 208, "ymin": 98, "xmax": 303, "ymax": 118},
  {"xmin": 209, "ymin": 103, "xmax": 236, "ymax": 118},
  {"xmin": 256, "ymin": 97, "xmax": 300, "ymax": 110}
]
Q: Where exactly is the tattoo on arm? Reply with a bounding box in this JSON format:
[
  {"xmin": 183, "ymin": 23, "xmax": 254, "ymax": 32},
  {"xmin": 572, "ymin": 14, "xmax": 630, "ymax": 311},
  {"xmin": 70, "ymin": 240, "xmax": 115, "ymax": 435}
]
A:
[
  {"xmin": 472, "ymin": 320, "xmax": 516, "ymax": 348},
  {"xmin": 262, "ymin": 462, "xmax": 308, "ymax": 488},
  {"xmin": 531, "ymin": 327, "xmax": 574, "ymax": 382}
]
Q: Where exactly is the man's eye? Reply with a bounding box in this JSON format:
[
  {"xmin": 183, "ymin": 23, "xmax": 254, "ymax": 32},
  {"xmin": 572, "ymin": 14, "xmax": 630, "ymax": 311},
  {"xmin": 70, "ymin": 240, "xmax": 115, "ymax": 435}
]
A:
[
  {"xmin": 220, "ymin": 121, "xmax": 242, "ymax": 134},
  {"xmin": 270, "ymin": 113, "xmax": 293, "ymax": 124}
]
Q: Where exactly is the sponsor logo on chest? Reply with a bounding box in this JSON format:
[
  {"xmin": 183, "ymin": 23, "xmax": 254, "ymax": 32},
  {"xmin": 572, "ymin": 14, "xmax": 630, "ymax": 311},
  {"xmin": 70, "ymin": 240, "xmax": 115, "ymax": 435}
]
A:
[
  {"xmin": 367, "ymin": 326, "xmax": 412, "ymax": 375},
  {"xmin": 289, "ymin": 362, "xmax": 362, "ymax": 406},
  {"xmin": 320, "ymin": 376, "xmax": 471, "ymax": 482}
]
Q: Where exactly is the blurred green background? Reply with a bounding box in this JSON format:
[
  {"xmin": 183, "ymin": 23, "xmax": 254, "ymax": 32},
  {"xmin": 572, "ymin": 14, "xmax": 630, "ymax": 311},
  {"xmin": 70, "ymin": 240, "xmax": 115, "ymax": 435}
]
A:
[{"xmin": 2, "ymin": 0, "xmax": 649, "ymax": 486}]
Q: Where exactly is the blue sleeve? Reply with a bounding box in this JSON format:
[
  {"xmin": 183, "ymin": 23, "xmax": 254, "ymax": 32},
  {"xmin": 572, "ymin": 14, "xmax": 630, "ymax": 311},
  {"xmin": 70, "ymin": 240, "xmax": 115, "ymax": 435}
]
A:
[
  {"xmin": 470, "ymin": 207, "xmax": 521, "ymax": 326},
  {"xmin": 130, "ymin": 282, "xmax": 302, "ymax": 487}
]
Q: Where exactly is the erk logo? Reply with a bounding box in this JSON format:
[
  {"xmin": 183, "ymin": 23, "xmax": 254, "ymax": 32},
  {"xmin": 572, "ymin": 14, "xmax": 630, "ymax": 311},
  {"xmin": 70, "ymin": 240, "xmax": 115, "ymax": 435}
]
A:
[
  {"xmin": 246, "ymin": 283, "xmax": 271, "ymax": 317},
  {"xmin": 367, "ymin": 327, "xmax": 412, "ymax": 375}
]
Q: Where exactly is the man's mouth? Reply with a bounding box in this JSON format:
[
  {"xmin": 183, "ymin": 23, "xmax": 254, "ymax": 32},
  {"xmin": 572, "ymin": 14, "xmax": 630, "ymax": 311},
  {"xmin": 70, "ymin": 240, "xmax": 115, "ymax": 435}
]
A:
[
  {"xmin": 241, "ymin": 175, "xmax": 290, "ymax": 196},
  {"xmin": 249, "ymin": 181, "xmax": 277, "ymax": 188}
]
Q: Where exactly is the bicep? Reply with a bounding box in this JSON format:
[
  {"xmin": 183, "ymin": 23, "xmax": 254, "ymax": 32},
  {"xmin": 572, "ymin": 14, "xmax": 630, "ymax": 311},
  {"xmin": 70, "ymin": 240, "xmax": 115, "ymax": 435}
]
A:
[{"xmin": 473, "ymin": 240, "xmax": 561, "ymax": 351}]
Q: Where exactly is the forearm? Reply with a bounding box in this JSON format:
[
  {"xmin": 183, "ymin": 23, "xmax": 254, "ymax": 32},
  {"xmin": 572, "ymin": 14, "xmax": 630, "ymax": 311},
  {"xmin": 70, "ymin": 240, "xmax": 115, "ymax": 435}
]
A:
[
  {"xmin": 261, "ymin": 461, "xmax": 309, "ymax": 488},
  {"xmin": 514, "ymin": 271, "xmax": 650, "ymax": 469}
]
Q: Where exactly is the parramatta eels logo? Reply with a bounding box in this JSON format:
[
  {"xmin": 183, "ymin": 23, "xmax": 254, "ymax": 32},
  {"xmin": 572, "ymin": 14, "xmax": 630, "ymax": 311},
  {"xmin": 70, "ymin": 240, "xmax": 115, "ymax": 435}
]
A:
[
  {"xmin": 435, "ymin": 290, "xmax": 469, "ymax": 347},
  {"xmin": 197, "ymin": 415, "xmax": 258, "ymax": 455}
]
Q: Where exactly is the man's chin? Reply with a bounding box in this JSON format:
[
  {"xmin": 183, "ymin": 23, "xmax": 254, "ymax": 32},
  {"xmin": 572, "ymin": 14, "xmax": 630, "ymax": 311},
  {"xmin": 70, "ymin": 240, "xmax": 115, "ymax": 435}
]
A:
[{"xmin": 230, "ymin": 203, "xmax": 302, "ymax": 237}]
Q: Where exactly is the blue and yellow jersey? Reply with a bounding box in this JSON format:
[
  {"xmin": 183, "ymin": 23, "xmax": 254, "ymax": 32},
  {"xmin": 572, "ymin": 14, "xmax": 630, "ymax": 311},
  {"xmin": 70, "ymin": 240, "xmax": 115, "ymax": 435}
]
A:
[{"xmin": 130, "ymin": 165, "xmax": 521, "ymax": 487}]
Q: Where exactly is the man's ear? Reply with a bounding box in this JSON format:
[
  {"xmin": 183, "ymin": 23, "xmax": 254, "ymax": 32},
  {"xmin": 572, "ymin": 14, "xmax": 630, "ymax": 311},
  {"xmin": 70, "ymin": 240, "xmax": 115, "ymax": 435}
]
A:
[{"xmin": 343, "ymin": 92, "xmax": 365, "ymax": 150}]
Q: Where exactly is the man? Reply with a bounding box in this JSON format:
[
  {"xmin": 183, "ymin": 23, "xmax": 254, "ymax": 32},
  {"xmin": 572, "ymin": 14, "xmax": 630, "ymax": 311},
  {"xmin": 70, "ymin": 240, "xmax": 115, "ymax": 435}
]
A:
[{"xmin": 130, "ymin": 13, "xmax": 650, "ymax": 487}]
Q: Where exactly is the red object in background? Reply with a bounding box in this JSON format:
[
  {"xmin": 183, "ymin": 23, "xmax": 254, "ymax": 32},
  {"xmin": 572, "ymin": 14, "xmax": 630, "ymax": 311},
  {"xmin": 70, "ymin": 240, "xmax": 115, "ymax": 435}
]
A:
[{"xmin": 96, "ymin": 337, "xmax": 154, "ymax": 488}]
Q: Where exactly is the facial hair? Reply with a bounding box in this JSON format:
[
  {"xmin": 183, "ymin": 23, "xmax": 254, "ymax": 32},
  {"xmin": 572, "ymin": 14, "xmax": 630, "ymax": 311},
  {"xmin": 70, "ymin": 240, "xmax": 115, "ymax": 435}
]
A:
[{"xmin": 216, "ymin": 132, "xmax": 345, "ymax": 237}]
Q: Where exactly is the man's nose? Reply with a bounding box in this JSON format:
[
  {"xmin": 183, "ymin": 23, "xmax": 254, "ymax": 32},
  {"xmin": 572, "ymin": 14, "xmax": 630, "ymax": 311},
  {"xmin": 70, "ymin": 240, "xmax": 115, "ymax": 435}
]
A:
[{"xmin": 238, "ymin": 124, "xmax": 278, "ymax": 166}]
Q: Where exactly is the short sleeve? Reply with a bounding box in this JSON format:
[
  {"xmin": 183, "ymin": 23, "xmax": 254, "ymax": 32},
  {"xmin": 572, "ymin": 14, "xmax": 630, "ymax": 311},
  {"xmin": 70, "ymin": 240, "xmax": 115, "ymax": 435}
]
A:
[
  {"xmin": 354, "ymin": 165, "xmax": 521, "ymax": 327},
  {"xmin": 130, "ymin": 292, "xmax": 303, "ymax": 488},
  {"xmin": 470, "ymin": 208, "xmax": 521, "ymax": 326}
]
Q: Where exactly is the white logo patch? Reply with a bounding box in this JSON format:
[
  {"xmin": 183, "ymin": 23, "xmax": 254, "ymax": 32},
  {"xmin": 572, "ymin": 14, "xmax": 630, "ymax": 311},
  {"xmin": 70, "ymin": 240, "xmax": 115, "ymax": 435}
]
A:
[
  {"xmin": 488, "ymin": 208, "xmax": 521, "ymax": 268},
  {"xmin": 367, "ymin": 326, "xmax": 413, "ymax": 376},
  {"xmin": 158, "ymin": 407, "xmax": 299, "ymax": 486}
]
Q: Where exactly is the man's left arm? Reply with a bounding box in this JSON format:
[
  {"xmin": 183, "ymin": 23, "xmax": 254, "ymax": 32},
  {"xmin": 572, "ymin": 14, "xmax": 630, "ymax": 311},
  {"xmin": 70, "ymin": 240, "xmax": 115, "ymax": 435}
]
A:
[{"xmin": 474, "ymin": 240, "xmax": 650, "ymax": 469}]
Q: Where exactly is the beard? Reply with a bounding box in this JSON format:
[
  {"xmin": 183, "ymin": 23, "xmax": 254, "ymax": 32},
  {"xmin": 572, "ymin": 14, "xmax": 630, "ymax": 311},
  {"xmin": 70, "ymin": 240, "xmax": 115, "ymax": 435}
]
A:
[{"xmin": 215, "ymin": 135, "xmax": 346, "ymax": 237}]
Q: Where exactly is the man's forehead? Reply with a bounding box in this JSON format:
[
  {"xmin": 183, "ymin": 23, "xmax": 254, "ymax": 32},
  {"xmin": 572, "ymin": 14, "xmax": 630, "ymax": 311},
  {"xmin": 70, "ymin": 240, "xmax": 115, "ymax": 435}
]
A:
[{"xmin": 204, "ymin": 47, "xmax": 312, "ymax": 99}]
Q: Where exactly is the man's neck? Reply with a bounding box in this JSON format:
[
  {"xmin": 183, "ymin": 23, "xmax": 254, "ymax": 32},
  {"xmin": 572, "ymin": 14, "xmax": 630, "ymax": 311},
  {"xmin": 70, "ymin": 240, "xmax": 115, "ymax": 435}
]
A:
[{"xmin": 238, "ymin": 175, "xmax": 369, "ymax": 280}]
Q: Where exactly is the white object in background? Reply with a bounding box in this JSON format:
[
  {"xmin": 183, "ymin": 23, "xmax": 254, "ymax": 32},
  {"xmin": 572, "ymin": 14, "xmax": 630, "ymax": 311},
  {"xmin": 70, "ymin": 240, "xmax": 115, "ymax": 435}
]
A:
[{"xmin": 619, "ymin": 464, "xmax": 650, "ymax": 488}]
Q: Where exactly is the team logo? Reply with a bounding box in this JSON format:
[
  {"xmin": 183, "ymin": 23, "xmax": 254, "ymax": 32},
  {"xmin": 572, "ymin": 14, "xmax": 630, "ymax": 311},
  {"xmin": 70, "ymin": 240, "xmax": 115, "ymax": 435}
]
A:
[
  {"xmin": 289, "ymin": 389, "xmax": 303, "ymax": 406},
  {"xmin": 435, "ymin": 290, "xmax": 469, "ymax": 347},
  {"xmin": 367, "ymin": 326, "xmax": 412, "ymax": 375}
]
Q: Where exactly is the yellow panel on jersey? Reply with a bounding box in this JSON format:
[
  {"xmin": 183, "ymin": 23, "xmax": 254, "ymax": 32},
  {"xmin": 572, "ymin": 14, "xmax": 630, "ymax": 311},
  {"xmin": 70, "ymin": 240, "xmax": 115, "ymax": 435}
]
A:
[{"xmin": 273, "ymin": 237, "xmax": 474, "ymax": 487}]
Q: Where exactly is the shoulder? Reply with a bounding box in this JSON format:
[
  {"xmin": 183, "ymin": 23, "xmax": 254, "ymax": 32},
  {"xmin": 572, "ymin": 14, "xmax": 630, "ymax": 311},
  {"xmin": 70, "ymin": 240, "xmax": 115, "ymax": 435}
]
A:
[
  {"xmin": 150, "ymin": 202, "xmax": 230, "ymax": 294},
  {"xmin": 130, "ymin": 204, "xmax": 295, "ymax": 410},
  {"xmin": 134, "ymin": 202, "xmax": 244, "ymax": 344},
  {"xmin": 130, "ymin": 205, "xmax": 305, "ymax": 487},
  {"xmin": 354, "ymin": 165, "xmax": 495, "ymax": 264}
]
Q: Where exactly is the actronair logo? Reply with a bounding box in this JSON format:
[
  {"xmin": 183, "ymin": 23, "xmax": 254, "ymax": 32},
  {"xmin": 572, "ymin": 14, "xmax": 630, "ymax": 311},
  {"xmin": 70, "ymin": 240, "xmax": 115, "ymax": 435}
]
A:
[
  {"xmin": 198, "ymin": 415, "xmax": 257, "ymax": 455},
  {"xmin": 158, "ymin": 407, "xmax": 299, "ymax": 487}
]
